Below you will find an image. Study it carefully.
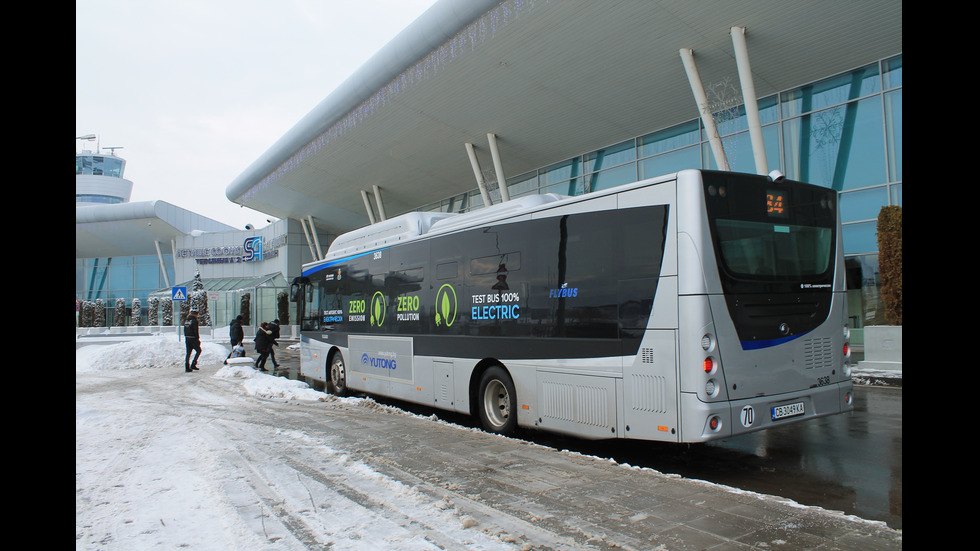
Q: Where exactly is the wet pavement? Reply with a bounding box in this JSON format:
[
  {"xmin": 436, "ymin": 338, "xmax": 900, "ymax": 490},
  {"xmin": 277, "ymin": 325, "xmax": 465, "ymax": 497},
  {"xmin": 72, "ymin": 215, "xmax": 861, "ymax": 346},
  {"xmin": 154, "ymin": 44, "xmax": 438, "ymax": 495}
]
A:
[{"xmin": 267, "ymin": 342, "xmax": 901, "ymax": 546}]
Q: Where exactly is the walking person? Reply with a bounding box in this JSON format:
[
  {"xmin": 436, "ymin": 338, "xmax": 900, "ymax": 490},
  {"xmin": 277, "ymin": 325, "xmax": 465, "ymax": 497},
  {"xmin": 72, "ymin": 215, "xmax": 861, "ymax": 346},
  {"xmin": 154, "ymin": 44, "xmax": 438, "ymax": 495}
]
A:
[
  {"xmin": 184, "ymin": 309, "xmax": 202, "ymax": 372},
  {"xmin": 224, "ymin": 315, "xmax": 244, "ymax": 364},
  {"xmin": 254, "ymin": 322, "xmax": 273, "ymax": 372},
  {"xmin": 268, "ymin": 318, "xmax": 281, "ymax": 370}
]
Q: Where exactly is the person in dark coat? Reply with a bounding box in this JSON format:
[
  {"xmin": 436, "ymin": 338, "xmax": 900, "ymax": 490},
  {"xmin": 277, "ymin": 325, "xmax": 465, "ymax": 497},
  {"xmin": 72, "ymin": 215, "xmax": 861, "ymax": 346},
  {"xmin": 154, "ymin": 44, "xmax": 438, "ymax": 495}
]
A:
[
  {"xmin": 254, "ymin": 322, "xmax": 273, "ymax": 372},
  {"xmin": 268, "ymin": 318, "xmax": 281, "ymax": 370},
  {"xmin": 224, "ymin": 315, "xmax": 245, "ymax": 364},
  {"xmin": 184, "ymin": 309, "xmax": 202, "ymax": 372}
]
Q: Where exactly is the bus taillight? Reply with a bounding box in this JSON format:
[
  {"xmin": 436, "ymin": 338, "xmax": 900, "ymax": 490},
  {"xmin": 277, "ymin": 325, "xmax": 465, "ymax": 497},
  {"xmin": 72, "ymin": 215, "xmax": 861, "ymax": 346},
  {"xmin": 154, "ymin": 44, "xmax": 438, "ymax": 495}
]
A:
[
  {"xmin": 703, "ymin": 357, "xmax": 714, "ymax": 373},
  {"xmin": 708, "ymin": 415, "xmax": 721, "ymax": 431}
]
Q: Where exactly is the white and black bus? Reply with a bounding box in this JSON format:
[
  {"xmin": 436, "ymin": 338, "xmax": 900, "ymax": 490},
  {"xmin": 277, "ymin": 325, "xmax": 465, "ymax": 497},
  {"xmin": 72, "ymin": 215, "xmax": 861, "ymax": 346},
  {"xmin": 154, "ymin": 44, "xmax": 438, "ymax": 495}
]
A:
[{"xmin": 292, "ymin": 169, "xmax": 853, "ymax": 443}]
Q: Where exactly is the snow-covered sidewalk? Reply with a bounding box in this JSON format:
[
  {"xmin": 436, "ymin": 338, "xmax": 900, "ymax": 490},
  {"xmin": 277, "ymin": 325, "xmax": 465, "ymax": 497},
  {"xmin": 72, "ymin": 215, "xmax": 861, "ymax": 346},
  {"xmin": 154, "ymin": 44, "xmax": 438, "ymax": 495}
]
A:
[
  {"xmin": 76, "ymin": 338, "xmax": 522, "ymax": 550},
  {"xmin": 77, "ymin": 337, "xmax": 901, "ymax": 550}
]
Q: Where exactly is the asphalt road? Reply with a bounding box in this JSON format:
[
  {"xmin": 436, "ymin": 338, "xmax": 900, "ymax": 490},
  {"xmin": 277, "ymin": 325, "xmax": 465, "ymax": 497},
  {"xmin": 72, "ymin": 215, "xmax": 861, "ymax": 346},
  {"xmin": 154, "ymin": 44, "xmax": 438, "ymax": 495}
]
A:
[{"xmin": 274, "ymin": 344, "xmax": 903, "ymax": 532}]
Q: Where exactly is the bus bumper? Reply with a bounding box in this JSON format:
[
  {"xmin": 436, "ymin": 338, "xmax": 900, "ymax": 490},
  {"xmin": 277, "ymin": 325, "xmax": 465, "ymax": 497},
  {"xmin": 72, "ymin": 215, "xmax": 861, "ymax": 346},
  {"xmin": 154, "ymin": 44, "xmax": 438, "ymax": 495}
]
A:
[{"xmin": 679, "ymin": 380, "xmax": 854, "ymax": 443}]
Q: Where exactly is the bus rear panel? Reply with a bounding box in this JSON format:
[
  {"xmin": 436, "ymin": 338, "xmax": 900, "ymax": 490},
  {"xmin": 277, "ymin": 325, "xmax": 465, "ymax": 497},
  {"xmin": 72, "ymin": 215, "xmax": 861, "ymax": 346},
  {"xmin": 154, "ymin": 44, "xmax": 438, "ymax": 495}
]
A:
[{"xmin": 675, "ymin": 170, "xmax": 852, "ymax": 442}]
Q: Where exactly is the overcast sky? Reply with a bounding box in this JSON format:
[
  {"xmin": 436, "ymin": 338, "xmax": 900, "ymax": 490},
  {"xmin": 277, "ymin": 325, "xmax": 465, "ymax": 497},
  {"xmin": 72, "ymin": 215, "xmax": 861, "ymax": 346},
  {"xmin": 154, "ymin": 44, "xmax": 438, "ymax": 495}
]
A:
[{"xmin": 76, "ymin": 0, "xmax": 438, "ymax": 230}]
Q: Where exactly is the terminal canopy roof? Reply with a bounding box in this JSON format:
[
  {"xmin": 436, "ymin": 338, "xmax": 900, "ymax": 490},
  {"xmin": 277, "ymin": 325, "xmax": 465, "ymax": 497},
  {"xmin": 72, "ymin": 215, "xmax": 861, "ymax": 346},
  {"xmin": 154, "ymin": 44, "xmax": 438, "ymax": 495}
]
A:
[
  {"xmin": 76, "ymin": 201, "xmax": 236, "ymax": 258},
  {"xmin": 149, "ymin": 273, "xmax": 287, "ymax": 299},
  {"xmin": 226, "ymin": 0, "xmax": 902, "ymax": 236}
]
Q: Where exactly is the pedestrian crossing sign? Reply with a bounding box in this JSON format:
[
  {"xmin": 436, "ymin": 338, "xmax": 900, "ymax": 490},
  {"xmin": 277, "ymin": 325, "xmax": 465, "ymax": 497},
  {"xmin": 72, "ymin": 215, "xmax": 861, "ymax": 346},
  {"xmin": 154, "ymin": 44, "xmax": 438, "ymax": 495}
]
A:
[{"xmin": 172, "ymin": 286, "xmax": 188, "ymax": 301}]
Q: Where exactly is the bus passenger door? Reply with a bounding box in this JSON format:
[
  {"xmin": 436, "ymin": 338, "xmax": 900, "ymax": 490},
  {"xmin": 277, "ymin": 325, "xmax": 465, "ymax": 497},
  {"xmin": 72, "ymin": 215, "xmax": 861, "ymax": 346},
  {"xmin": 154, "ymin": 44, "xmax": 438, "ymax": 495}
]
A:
[{"xmin": 622, "ymin": 329, "xmax": 679, "ymax": 441}]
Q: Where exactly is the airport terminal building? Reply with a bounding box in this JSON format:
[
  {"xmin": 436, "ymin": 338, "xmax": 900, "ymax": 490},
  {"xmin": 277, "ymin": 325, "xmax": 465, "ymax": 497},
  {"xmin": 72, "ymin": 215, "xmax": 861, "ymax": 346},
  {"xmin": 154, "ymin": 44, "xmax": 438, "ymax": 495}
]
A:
[
  {"xmin": 75, "ymin": 152, "xmax": 327, "ymax": 327},
  {"xmin": 77, "ymin": 0, "xmax": 901, "ymax": 345}
]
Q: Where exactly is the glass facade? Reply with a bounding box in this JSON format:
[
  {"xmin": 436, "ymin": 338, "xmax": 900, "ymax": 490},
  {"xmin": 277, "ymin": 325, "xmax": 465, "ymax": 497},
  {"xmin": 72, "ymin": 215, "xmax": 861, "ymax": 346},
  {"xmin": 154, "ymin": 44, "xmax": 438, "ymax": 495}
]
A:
[
  {"xmin": 75, "ymin": 194, "xmax": 125, "ymax": 204},
  {"xmin": 76, "ymin": 255, "xmax": 176, "ymax": 326},
  {"xmin": 76, "ymin": 256, "xmax": 295, "ymax": 328},
  {"xmin": 148, "ymin": 274, "xmax": 294, "ymax": 329},
  {"xmin": 418, "ymin": 54, "xmax": 902, "ymax": 344},
  {"xmin": 76, "ymin": 154, "xmax": 125, "ymax": 178}
]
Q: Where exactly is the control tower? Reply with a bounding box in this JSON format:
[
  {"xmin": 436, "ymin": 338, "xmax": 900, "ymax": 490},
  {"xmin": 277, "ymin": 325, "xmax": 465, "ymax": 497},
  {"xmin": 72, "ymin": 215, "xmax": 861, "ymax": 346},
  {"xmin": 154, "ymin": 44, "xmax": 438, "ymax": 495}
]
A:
[{"xmin": 75, "ymin": 136, "xmax": 133, "ymax": 204}]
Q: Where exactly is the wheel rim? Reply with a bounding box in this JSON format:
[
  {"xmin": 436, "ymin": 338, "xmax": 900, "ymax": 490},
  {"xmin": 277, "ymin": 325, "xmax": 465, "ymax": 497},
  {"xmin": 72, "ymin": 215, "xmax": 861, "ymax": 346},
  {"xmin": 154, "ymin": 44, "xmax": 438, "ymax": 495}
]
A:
[
  {"xmin": 483, "ymin": 379, "xmax": 511, "ymax": 429},
  {"xmin": 331, "ymin": 356, "xmax": 346, "ymax": 389}
]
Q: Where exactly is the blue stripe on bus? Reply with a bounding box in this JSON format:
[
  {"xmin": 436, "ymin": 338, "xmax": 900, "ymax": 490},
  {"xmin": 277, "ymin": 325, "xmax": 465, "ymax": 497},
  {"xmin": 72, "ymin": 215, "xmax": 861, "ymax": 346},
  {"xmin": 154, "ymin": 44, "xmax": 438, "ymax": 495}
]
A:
[
  {"xmin": 740, "ymin": 331, "xmax": 811, "ymax": 350},
  {"xmin": 302, "ymin": 250, "xmax": 382, "ymax": 277}
]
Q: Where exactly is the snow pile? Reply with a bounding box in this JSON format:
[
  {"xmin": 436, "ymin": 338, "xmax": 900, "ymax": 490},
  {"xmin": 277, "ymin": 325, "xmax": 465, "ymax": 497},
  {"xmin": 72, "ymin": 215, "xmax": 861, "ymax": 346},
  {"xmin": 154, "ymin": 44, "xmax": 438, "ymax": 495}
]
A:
[
  {"xmin": 76, "ymin": 338, "xmax": 331, "ymax": 403},
  {"xmin": 75, "ymin": 336, "xmax": 228, "ymax": 372},
  {"xmin": 214, "ymin": 363, "xmax": 327, "ymax": 402},
  {"xmin": 851, "ymin": 366, "xmax": 902, "ymax": 386}
]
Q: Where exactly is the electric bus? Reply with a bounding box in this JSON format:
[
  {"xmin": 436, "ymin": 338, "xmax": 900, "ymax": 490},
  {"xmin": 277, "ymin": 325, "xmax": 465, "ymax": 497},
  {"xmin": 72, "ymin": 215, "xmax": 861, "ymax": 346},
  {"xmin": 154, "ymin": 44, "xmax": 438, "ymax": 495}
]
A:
[{"xmin": 291, "ymin": 169, "xmax": 853, "ymax": 443}]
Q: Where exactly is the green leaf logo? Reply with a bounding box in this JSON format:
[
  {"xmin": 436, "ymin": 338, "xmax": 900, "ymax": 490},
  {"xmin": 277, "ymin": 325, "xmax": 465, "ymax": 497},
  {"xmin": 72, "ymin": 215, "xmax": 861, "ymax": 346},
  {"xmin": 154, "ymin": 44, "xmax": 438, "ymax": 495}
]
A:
[
  {"xmin": 371, "ymin": 292, "xmax": 386, "ymax": 326},
  {"xmin": 436, "ymin": 284, "xmax": 457, "ymax": 327}
]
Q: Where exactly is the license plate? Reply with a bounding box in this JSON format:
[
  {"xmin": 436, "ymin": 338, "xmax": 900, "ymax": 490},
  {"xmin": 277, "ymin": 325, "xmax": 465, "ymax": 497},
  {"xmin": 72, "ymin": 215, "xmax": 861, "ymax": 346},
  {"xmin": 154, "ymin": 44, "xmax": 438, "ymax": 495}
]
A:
[{"xmin": 771, "ymin": 401, "xmax": 805, "ymax": 420}]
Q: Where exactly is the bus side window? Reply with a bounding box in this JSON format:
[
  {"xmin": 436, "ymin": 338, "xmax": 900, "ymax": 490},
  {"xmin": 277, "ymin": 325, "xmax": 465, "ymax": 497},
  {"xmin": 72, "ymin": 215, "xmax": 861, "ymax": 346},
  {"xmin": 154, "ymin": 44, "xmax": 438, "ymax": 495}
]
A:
[
  {"xmin": 432, "ymin": 238, "xmax": 464, "ymax": 334},
  {"xmin": 436, "ymin": 262, "xmax": 457, "ymax": 280},
  {"xmin": 391, "ymin": 267, "xmax": 425, "ymax": 333}
]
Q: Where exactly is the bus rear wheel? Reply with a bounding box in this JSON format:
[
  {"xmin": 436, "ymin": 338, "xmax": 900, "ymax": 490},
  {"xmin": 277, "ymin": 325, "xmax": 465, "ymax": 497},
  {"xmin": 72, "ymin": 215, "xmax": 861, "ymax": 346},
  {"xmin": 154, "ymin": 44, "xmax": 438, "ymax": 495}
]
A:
[
  {"xmin": 478, "ymin": 366, "xmax": 517, "ymax": 435},
  {"xmin": 329, "ymin": 352, "xmax": 349, "ymax": 396}
]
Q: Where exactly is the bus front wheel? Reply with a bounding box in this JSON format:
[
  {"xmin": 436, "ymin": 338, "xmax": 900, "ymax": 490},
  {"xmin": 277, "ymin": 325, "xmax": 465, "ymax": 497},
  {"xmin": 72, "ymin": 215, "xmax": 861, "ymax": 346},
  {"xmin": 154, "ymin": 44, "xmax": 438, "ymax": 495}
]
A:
[
  {"xmin": 329, "ymin": 352, "xmax": 349, "ymax": 396},
  {"xmin": 478, "ymin": 366, "xmax": 517, "ymax": 435}
]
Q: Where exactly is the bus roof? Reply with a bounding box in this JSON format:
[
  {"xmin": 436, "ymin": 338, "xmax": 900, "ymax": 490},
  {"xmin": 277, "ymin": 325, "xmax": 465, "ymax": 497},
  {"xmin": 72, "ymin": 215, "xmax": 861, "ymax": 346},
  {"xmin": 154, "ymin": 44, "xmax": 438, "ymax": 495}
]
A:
[{"xmin": 307, "ymin": 170, "xmax": 692, "ymax": 271}]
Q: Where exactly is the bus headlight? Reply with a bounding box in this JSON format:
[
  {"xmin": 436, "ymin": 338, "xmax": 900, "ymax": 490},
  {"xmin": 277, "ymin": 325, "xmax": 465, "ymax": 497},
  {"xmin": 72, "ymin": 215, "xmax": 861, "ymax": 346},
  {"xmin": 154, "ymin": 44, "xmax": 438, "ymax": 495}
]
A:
[{"xmin": 705, "ymin": 379, "xmax": 718, "ymax": 397}]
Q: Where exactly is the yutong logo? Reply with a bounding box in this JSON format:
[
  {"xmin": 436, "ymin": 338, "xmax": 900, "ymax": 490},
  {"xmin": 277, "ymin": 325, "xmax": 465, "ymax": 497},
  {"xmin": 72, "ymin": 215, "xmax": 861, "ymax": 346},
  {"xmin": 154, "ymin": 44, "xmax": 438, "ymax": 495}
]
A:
[{"xmin": 361, "ymin": 352, "xmax": 397, "ymax": 370}]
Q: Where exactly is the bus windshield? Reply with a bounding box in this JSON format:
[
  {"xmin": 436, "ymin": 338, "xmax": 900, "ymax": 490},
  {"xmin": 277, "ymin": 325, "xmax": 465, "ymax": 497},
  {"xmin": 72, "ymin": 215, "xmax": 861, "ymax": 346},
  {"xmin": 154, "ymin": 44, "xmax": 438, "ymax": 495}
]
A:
[
  {"xmin": 702, "ymin": 171, "xmax": 837, "ymax": 290},
  {"xmin": 714, "ymin": 219, "xmax": 832, "ymax": 279}
]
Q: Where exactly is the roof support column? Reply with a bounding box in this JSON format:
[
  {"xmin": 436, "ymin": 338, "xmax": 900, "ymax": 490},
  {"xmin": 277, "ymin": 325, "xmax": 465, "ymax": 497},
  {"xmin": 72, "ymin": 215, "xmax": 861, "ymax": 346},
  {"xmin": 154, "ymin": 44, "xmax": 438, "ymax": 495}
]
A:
[
  {"xmin": 486, "ymin": 133, "xmax": 510, "ymax": 202},
  {"xmin": 679, "ymin": 48, "xmax": 729, "ymax": 171},
  {"xmin": 465, "ymin": 142, "xmax": 494, "ymax": 207},
  {"xmin": 300, "ymin": 218, "xmax": 319, "ymax": 260},
  {"xmin": 372, "ymin": 184, "xmax": 387, "ymax": 222},
  {"xmin": 360, "ymin": 190, "xmax": 377, "ymax": 225},
  {"xmin": 154, "ymin": 240, "xmax": 170, "ymax": 288},
  {"xmin": 307, "ymin": 216, "xmax": 324, "ymax": 259},
  {"xmin": 170, "ymin": 239, "xmax": 180, "ymax": 294},
  {"xmin": 731, "ymin": 26, "xmax": 768, "ymax": 175}
]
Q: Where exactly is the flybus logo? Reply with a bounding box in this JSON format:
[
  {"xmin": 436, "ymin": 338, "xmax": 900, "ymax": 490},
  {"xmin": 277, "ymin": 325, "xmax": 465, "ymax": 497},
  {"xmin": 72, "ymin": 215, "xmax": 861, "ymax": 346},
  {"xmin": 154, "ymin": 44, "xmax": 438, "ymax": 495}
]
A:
[
  {"xmin": 435, "ymin": 284, "xmax": 458, "ymax": 327},
  {"xmin": 548, "ymin": 282, "xmax": 578, "ymax": 298}
]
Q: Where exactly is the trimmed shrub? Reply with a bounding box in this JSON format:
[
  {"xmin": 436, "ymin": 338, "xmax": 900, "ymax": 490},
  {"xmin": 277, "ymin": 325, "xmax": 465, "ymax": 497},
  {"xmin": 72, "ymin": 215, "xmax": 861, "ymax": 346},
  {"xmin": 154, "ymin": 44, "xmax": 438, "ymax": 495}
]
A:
[{"xmin": 877, "ymin": 206, "xmax": 902, "ymax": 325}]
